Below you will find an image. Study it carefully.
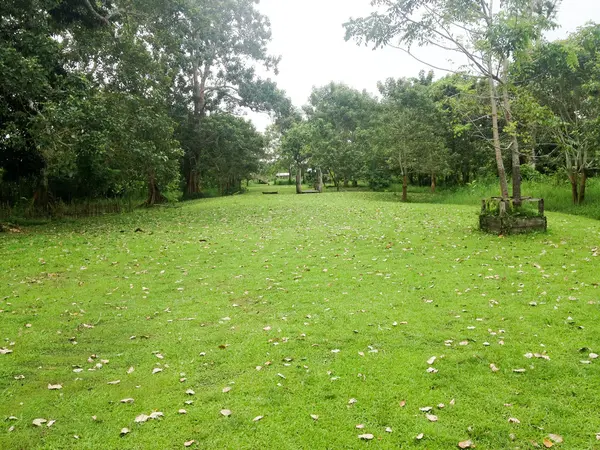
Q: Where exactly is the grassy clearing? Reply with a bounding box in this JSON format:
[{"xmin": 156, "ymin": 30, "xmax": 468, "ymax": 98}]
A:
[{"xmin": 1, "ymin": 186, "xmax": 600, "ymax": 449}]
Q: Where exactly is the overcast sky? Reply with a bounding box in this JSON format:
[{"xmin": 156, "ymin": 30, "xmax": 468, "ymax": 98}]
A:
[{"xmin": 248, "ymin": 0, "xmax": 600, "ymax": 130}]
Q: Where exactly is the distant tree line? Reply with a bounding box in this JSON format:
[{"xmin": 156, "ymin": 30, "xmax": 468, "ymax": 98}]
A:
[{"xmin": 271, "ymin": 2, "xmax": 599, "ymax": 205}]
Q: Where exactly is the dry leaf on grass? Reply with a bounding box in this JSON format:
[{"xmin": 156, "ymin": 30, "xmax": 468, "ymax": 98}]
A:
[
  {"xmin": 121, "ymin": 398, "xmax": 134, "ymax": 404},
  {"xmin": 458, "ymin": 440, "xmax": 474, "ymax": 448},
  {"xmin": 416, "ymin": 433, "xmax": 424, "ymax": 440},
  {"xmin": 543, "ymin": 439, "xmax": 553, "ymax": 448},
  {"xmin": 32, "ymin": 418, "xmax": 47, "ymax": 427},
  {"xmin": 253, "ymin": 416, "xmax": 263, "ymax": 422},
  {"xmin": 120, "ymin": 428, "xmax": 130, "ymax": 436},
  {"xmin": 48, "ymin": 384, "xmax": 62, "ymax": 390},
  {"xmin": 548, "ymin": 434, "xmax": 563, "ymax": 443},
  {"xmin": 508, "ymin": 417, "xmax": 521, "ymax": 424},
  {"xmin": 0, "ymin": 348, "xmax": 13, "ymax": 355},
  {"xmin": 184, "ymin": 440, "xmax": 195, "ymax": 447},
  {"xmin": 426, "ymin": 414, "xmax": 438, "ymax": 422},
  {"xmin": 222, "ymin": 387, "xmax": 231, "ymax": 393},
  {"xmin": 358, "ymin": 434, "xmax": 374, "ymax": 440},
  {"xmin": 220, "ymin": 409, "xmax": 232, "ymax": 417},
  {"xmin": 310, "ymin": 414, "xmax": 319, "ymax": 421}
]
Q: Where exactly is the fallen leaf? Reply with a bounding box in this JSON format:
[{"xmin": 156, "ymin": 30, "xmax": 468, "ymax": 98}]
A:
[
  {"xmin": 184, "ymin": 440, "xmax": 195, "ymax": 447},
  {"xmin": 0, "ymin": 348, "xmax": 13, "ymax": 355},
  {"xmin": 120, "ymin": 398, "xmax": 134, "ymax": 404},
  {"xmin": 358, "ymin": 434, "xmax": 374, "ymax": 440},
  {"xmin": 508, "ymin": 417, "xmax": 521, "ymax": 424},
  {"xmin": 426, "ymin": 414, "xmax": 438, "ymax": 422},
  {"xmin": 186, "ymin": 389, "xmax": 195, "ymax": 395},
  {"xmin": 127, "ymin": 367, "xmax": 135, "ymax": 374},
  {"xmin": 47, "ymin": 420, "xmax": 56, "ymax": 428},
  {"xmin": 149, "ymin": 412, "xmax": 164, "ymax": 420},
  {"xmin": 399, "ymin": 400, "xmax": 406, "ymax": 407},
  {"xmin": 253, "ymin": 416, "xmax": 264, "ymax": 422},
  {"xmin": 490, "ymin": 364, "xmax": 499, "ymax": 372},
  {"xmin": 178, "ymin": 409, "xmax": 187, "ymax": 415},
  {"xmin": 152, "ymin": 368, "xmax": 163, "ymax": 374},
  {"xmin": 458, "ymin": 440, "xmax": 474, "ymax": 448},
  {"xmin": 222, "ymin": 387, "xmax": 232, "ymax": 393},
  {"xmin": 427, "ymin": 356, "xmax": 437, "ymax": 365},
  {"xmin": 348, "ymin": 398, "xmax": 357, "ymax": 405},
  {"xmin": 107, "ymin": 380, "xmax": 121, "ymax": 385},
  {"xmin": 420, "ymin": 407, "xmax": 433, "ymax": 412},
  {"xmin": 48, "ymin": 384, "xmax": 62, "ymax": 390},
  {"xmin": 548, "ymin": 434, "xmax": 563, "ymax": 443},
  {"xmin": 32, "ymin": 418, "xmax": 47, "ymax": 427},
  {"xmin": 385, "ymin": 427, "xmax": 393, "ymax": 433},
  {"xmin": 543, "ymin": 439, "xmax": 553, "ymax": 448},
  {"xmin": 356, "ymin": 424, "xmax": 365, "ymax": 429},
  {"xmin": 135, "ymin": 414, "xmax": 149, "ymax": 423},
  {"xmin": 513, "ymin": 369, "xmax": 526, "ymax": 373},
  {"xmin": 416, "ymin": 433, "xmax": 424, "ymax": 440},
  {"xmin": 220, "ymin": 409, "xmax": 232, "ymax": 417},
  {"xmin": 120, "ymin": 427, "xmax": 130, "ymax": 436},
  {"xmin": 310, "ymin": 414, "xmax": 319, "ymax": 421}
]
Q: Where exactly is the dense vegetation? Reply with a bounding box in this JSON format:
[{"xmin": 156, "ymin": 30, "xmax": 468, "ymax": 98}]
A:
[{"xmin": 0, "ymin": 0, "xmax": 291, "ymax": 210}]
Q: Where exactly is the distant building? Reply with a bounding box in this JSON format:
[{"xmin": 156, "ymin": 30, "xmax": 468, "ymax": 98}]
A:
[{"xmin": 276, "ymin": 173, "xmax": 290, "ymax": 179}]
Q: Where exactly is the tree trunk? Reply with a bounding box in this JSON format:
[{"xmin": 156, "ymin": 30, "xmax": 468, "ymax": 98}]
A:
[
  {"xmin": 186, "ymin": 168, "xmax": 200, "ymax": 196},
  {"xmin": 568, "ymin": 172, "xmax": 579, "ymax": 205},
  {"xmin": 296, "ymin": 166, "xmax": 302, "ymax": 194},
  {"xmin": 488, "ymin": 69, "xmax": 509, "ymax": 199},
  {"xmin": 502, "ymin": 58, "xmax": 522, "ymax": 207},
  {"xmin": 329, "ymin": 170, "xmax": 339, "ymax": 191},
  {"xmin": 578, "ymin": 170, "xmax": 587, "ymax": 205},
  {"xmin": 316, "ymin": 168, "xmax": 323, "ymax": 193},
  {"xmin": 288, "ymin": 166, "xmax": 293, "ymax": 185},
  {"xmin": 147, "ymin": 174, "xmax": 166, "ymax": 206},
  {"xmin": 402, "ymin": 174, "xmax": 408, "ymax": 202},
  {"xmin": 343, "ymin": 179, "xmax": 349, "ymax": 188},
  {"xmin": 431, "ymin": 173, "xmax": 436, "ymax": 193},
  {"xmin": 352, "ymin": 180, "xmax": 358, "ymax": 187}
]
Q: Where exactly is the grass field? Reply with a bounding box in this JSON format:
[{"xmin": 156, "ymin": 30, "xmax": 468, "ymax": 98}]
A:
[{"xmin": 1, "ymin": 186, "xmax": 600, "ymax": 449}]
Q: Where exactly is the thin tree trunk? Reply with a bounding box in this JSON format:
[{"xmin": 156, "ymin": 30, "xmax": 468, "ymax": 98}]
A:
[
  {"xmin": 488, "ymin": 68, "xmax": 509, "ymax": 199},
  {"xmin": 343, "ymin": 179, "xmax": 349, "ymax": 188},
  {"xmin": 578, "ymin": 170, "xmax": 587, "ymax": 204},
  {"xmin": 352, "ymin": 180, "xmax": 358, "ymax": 187},
  {"xmin": 316, "ymin": 168, "xmax": 323, "ymax": 193},
  {"xmin": 431, "ymin": 173, "xmax": 436, "ymax": 193},
  {"xmin": 502, "ymin": 58, "xmax": 522, "ymax": 206},
  {"xmin": 402, "ymin": 174, "xmax": 408, "ymax": 202},
  {"xmin": 296, "ymin": 166, "xmax": 302, "ymax": 194},
  {"xmin": 288, "ymin": 166, "xmax": 293, "ymax": 185}
]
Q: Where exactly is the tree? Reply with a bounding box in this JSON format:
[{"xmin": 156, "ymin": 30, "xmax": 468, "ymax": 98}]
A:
[
  {"xmin": 376, "ymin": 77, "xmax": 449, "ymax": 200},
  {"xmin": 280, "ymin": 122, "xmax": 314, "ymax": 194},
  {"xmin": 344, "ymin": 0, "xmax": 560, "ymax": 205},
  {"xmin": 304, "ymin": 83, "xmax": 377, "ymax": 189},
  {"xmin": 516, "ymin": 24, "xmax": 600, "ymax": 204}
]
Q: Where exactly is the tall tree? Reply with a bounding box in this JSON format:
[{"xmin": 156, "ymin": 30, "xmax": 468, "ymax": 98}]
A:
[{"xmin": 344, "ymin": 0, "xmax": 560, "ymax": 205}]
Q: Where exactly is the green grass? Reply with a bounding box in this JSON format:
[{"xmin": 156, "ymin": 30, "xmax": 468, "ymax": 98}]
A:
[
  {"xmin": 404, "ymin": 176, "xmax": 600, "ymax": 221},
  {"xmin": 1, "ymin": 185, "xmax": 600, "ymax": 449}
]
